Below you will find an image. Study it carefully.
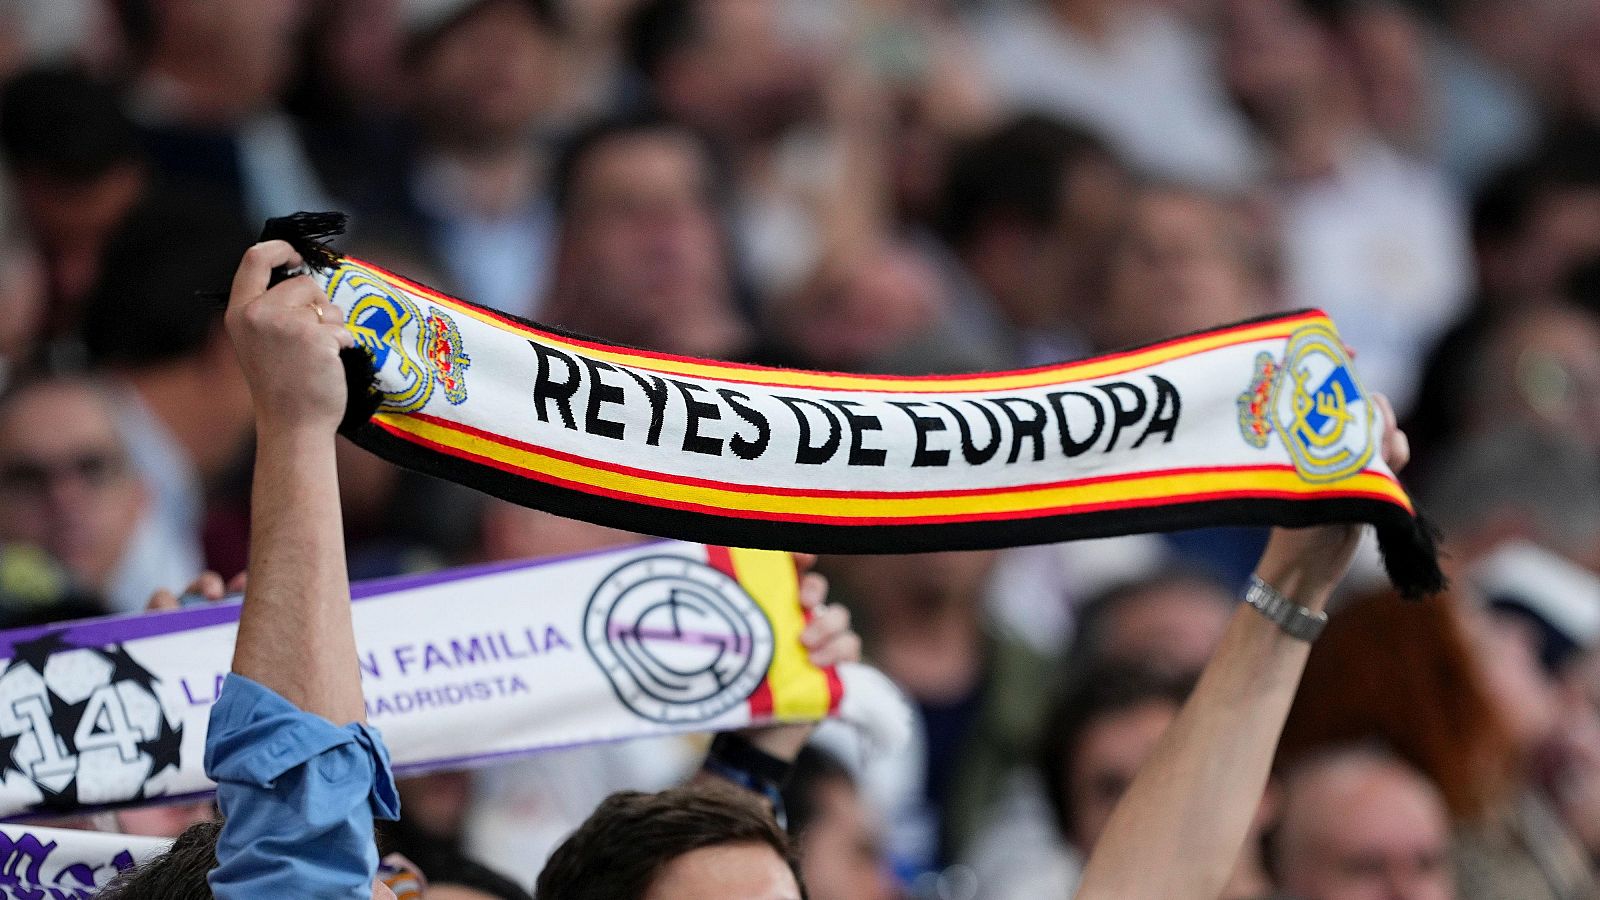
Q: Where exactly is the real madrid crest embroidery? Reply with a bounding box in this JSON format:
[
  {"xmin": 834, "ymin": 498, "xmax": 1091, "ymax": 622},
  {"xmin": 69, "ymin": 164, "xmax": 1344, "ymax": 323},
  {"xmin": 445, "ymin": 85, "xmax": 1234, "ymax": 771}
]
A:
[
  {"xmin": 1238, "ymin": 321, "xmax": 1376, "ymax": 483},
  {"xmin": 583, "ymin": 556, "xmax": 775, "ymax": 725},
  {"xmin": 330, "ymin": 263, "xmax": 471, "ymax": 413}
]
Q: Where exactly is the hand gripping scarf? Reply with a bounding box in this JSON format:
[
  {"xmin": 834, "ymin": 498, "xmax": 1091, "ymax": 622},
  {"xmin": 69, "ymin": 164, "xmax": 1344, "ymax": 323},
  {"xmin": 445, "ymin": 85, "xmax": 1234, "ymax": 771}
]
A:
[{"xmin": 268, "ymin": 213, "xmax": 1443, "ymax": 598}]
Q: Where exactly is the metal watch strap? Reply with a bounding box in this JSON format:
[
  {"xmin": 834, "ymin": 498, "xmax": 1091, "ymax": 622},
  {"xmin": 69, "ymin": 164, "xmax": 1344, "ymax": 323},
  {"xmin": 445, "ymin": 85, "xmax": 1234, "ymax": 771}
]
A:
[{"xmin": 1244, "ymin": 576, "xmax": 1328, "ymax": 642}]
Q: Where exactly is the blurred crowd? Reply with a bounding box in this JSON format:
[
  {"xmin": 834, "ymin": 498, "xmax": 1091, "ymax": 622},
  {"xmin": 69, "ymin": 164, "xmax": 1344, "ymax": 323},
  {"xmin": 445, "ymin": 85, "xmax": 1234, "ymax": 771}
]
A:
[{"xmin": 0, "ymin": 0, "xmax": 1598, "ymax": 897}]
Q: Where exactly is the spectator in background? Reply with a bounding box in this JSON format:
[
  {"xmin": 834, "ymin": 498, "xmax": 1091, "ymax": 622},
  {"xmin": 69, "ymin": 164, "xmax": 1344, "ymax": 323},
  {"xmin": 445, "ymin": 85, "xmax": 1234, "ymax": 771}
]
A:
[
  {"xmin": 1269, "ymin": 744, "xmax": 1457, "ymax": 900},
  {"xmin": 935, "ymin": 114, "xmax": 1127, "ymax": 367},
  {"xmin": 115, "ymin": 0, "xmax": 331, "ymax": 223},
  {"xmin": 825, "ymin": 549, "xmax": 1049, "ymax": 876},
  {"xmin": 0, "ymin": 372, "xmax": 195, "ymax": 613},
  {"xmin": 1279, "ymin": 589, "xmax": 1598, "ymax": 899},
  {"xmin": 79, "ymin": 195, "xmax": 254, "ymax": 577},
  {"xmin": 1091, "ymin": 184, "xmax": 1274, "ymax": 352},
  {"xmin": 1066, "ymin": 571, "xmax": 1236, "ymax": 676},
  {"xmin": 1221, "ymin": 0, "xmax": 1472, "ymax": 412},
  {"xmin": 0, "ymin": 67, "xmax": 147, "ymax": 340},
  {"xmin": 971, "ymin": 0, "xmax": 1260, "ymax": 190},
  {"xmin": 623, "ymin": 0, "xmax": 836, "ymax": 296},
  {"xmin": 781, "ymin": 746, "xmax": 901, "ymax": 900},
  {"xmin": 540, "ymin": 116, "xmax": 755, "ymax": 359},
  {"xmin": 533, "ymin": 782, "xmax": 803, "ymax": 900},
  {"xmin": 390, "ymin": 0, "xmax": 566, "ymax": 319}
]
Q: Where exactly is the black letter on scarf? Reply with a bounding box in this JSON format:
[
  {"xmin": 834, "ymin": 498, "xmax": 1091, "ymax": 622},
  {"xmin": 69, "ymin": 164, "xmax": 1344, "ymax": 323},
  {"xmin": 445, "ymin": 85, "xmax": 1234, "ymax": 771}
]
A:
[
  {"xmin": 718, "ymin": 389, "xmax": 771, "ymax": 460},
  {"xmin": 1096, "ymin": 382, "xmax": 1148, "ymax": 452},
  {"xmin": 670, "ymin": 379, "xmax": 724, "ymax": 456},
  {"xmin": 580, "ymin": 357, "xmax": 626, "ymax": 440},
  {"xmin": 531, "ymin": 342, "xmax": 580, "ymax": 430},
  {"xmin": 1046, "ymin": 391, "xmax": 1105, "ymax": 456},
  {"xmin": 775, "ymin": 396, "xmax": 841, "ymax": 464},
  {"xmin": 934, "ymin": 400, "xmax": 1001, "ymax": 465},
  {"xmin": 889, "ymin": 401, "xmax": 950, "ymax": 467},
  {"xmin": 620, "ymin": 367, "xmax": 669, "ymax": 446},
  {"xmin": 824, "ymin": 399, "xmax": 887, "ymax": 467},
  {"xmin": 1134, "ymin": 376, "xmax": 1182, "ymax": 447},
  {"xmin": 991, "ymin": 397, "xmax": 1048, "ymax": 464}
]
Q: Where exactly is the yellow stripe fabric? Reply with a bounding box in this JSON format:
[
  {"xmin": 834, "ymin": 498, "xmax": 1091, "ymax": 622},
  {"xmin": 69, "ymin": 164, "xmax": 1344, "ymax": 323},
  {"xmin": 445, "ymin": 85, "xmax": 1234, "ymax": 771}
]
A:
[{"xmin": 725, "ymin": 549, "xmax": 833, "ymax": 720}]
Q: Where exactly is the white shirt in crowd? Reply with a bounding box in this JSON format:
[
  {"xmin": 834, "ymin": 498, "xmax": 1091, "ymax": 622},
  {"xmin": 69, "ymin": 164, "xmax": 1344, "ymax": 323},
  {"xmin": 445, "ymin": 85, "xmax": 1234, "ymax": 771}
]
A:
[
  {"xmin": 972, "ymin": 3, "xmax": 1261, "ymax": 191},
  {"xmin": 1277, "ymin": 137, "xmax": 1474, "ymax": 413}
]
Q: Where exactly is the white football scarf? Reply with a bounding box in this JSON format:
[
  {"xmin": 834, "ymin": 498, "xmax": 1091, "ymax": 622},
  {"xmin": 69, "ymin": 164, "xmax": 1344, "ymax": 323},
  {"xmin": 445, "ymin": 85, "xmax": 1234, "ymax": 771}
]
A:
[
  {"xmin": 0, "ymin": 541, "xmax": 907, "ymax": 817},
  {"xmin": 0, "ymin": 824, "xmax": 167, "ymax": 897},
  {"xmin": 261, "ymin": 214, "xmax": 1442, "ymax": 598}
]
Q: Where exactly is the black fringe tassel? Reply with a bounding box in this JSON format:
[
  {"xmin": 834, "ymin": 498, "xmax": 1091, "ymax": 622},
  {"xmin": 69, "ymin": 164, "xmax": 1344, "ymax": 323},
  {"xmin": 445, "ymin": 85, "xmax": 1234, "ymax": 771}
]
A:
[
  {"xmin": 1375, "ymin": 510, "xmax": 1447, "ymax": 600},
  {"xmin": 252, "ymin": 211, "xmax": 382, "ymax": 433}
]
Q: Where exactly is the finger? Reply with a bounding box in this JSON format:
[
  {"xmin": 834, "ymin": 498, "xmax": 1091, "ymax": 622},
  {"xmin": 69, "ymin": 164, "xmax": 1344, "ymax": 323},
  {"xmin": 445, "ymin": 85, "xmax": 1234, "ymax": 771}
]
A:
[
  {"xmin": 791, "ymin": 552, "xmax": 817, "ymax": 574},
  {"xmin": 229, "ymin": 241, "xmax": 303, "ymax": 307},
  {"xmin": 798, "ymin": 572, "xmax": 829, "ymax": 610},
  {"xmin": 801, "ymin": 603, "xmax": 850, "ymax": 647},
  {"xmin": 184, "ymin": 571, "xmax": 225, "ymax": 601},
  {"xmin": 323, "ymin": 321, "xmax": 357, "ymax": 349},
  {"xmin": 810, "ymin": 632, "xmax": 862, "ymax": 668},
  {"xmin": 258, "ymin": 272, "xmax": 327, "ymax": 314},
  {"xmin": 226, "ymin": 571, "xmax": 249, "ymax": 593},
  {"xmin": 145, "ymin": 589, "xmax": 179, "ymax": 612}
]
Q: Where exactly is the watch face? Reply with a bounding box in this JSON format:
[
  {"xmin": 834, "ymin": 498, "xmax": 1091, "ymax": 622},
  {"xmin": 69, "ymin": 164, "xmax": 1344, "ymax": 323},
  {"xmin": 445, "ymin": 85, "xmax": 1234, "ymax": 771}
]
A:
[{"xmin": 584, "ymin": 556, "xmax": 775, "ymax": 725}]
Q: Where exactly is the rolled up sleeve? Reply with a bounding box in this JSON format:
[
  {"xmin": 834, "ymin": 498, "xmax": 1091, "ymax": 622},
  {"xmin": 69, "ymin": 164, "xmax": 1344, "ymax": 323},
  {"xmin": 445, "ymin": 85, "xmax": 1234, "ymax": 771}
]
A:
[{"xmin": 204, "ymin": 674, "xmax": 399, "ymax": 899}]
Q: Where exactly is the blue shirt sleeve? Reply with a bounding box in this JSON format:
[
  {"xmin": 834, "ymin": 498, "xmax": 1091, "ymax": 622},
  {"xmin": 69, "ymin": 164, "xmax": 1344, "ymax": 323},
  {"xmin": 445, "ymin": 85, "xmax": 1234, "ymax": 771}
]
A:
[{"xmin": 203, "ymin": 674, "xmax": 400, "ymax": 899}]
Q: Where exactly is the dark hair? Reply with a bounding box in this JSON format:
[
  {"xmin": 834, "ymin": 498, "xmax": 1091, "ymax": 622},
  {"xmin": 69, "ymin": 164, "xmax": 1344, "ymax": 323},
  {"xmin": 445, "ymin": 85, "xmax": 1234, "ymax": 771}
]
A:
[
  {"xmin": 550, "ymin": 114, "xmax": 726, "ymax": 217},
  {"xmin": 1038, "ymin": 662, "xmax": 1194, "ymax": 845},
  {"xmin": 937, "ymin": 114, "xmax": 1118, "ymax": 251},
  {"xmin": 535, "ymin": 782, "xmax": 804, "ymax": 899},
  {"xmin": 0, "ymin": 66, "xmax": 142, "ymax": 181},
  {"xmin": 623, "ymin": 0, "xmax": 700, "ymax": 82},
  {"xmin": 1066, "ymin": 569, "xmax": 1234, "ymax": 670},
  {"xmin": 80, "ymin": 192, "xmax": 251, "ymax": 368},
  {"xmin": 95, "ymin": 819, "xmax": 221, "ymax": 899},
  {"xmin": 780, "ymin": 746, "xmax": 855, "ymax": 839}
]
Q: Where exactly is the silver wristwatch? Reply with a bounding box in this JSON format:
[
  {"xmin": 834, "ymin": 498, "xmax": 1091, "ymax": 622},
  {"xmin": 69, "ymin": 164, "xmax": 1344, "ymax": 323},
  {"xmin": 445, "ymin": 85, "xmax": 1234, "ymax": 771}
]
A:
[{"xmin": 1244, "ymin": 576, "xmax": 1327, "ymax": 642}]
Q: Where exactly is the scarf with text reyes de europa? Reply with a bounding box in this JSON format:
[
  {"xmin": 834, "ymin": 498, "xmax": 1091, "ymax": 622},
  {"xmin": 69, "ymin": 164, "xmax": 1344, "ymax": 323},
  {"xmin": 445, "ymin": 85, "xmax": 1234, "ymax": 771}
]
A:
[{"xmin": 269, "ymin": 214, "xmax": 1442, "ymax": 598}]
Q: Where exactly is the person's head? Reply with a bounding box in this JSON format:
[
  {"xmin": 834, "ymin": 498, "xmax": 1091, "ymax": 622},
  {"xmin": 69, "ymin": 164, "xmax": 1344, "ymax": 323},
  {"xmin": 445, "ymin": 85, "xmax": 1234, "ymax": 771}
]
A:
[
  {"xmin": 938, "ymin": 114, "xmax": 1127, "ymax": 330},
  {"xmin": 79, "ymin": 193, "xmax": 256, "ymax": 476},
  {"xmin": 781, "ymin": 747, "xmax": 899, "ymax": 900},
  {"xmin": 1472, "ymin": 132, "xmax": 1600, "ymax": 309},
  {"xmin": 476, "ymin": 503, "xmax": 642, "ymax": 563},
  {"xmin": 1425, "ymin": 428, "xmax": 1600, "ymax": 570},
  {"xmin": 404, "ymin": 0, "xmax": 562, "ymax": 153},
  {"xmin": 0, "ymin": 66, "xmax": 145, "ymax": 309},
  {"xmin": 545, "ymin": 116, "xmax": 744, "ymax": 357},
  {"xmin": 1270, "ymin": 744, "xmax": 1456, "ymax": 900},
  {"xmin": 1040, "ymin": 663, "xmax": 1193, "ymax": 852},
  {"xmin": 1463, "ymin": 304, "xmax": 1600, "ymax": 452},
  {"xmin": 1069, "ymin": 571, "xmax": 1237, "ymax": 676},
  {"xmin": 624, "ymin": 0, "xmax": 821, "ymax": 148},
  {"xmin": 1220, "ymin": 0, "xmax": 1348, "ymax": 134},
  {"xmin": 96, "ymin": 819, "xmax": 402, "ymax": 900},
  {"xmin": 535, "ymin": 782, "xmax": 804, "ymax": 900},
  {"xmin": 770, "ymin": 241, "xmax": 948, "ymax": 373},
  {"xmin": 823, "ymin": 550, "xmax": 997, "ymax": 636},
  {"xmin": 122, "ymin": 0, "xmax": 309, "ymax": 118},
  {"xmin": 1095, "ymin": 184, "xmax": 1274, "ymax": 350},
  {"xmin": 1278, "ymin": 590, "xmax": 1519, "ymax": 824},
  {"xmin": 0, "ymin": 373, "xmax": 145, "ymax": 595}
]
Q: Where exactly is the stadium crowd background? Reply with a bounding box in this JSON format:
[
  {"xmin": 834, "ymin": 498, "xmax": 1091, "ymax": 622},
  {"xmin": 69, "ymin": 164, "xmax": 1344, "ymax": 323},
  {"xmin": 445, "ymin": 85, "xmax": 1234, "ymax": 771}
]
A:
[{"xmin": 0, "ymin": 0, "xmax": 1597, "ymax": 896}]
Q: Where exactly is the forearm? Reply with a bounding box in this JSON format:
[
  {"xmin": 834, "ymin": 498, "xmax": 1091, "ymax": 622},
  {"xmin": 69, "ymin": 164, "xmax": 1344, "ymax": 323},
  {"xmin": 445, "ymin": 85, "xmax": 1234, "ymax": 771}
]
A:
[
  {"xmin": 232, "ymin": 421, "xmax": 365, "ymax": 724},
  {"xmin": 1075, "ymin": 581, "xmax": 1319, "ymax": 899}
]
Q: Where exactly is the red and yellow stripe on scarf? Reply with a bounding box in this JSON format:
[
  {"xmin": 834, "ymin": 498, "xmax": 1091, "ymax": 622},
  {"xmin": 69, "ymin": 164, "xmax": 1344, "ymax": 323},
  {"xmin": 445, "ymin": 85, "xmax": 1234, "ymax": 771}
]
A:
[{"xmin": 268, "ymin": 215, "xmax": 1441, "ymax": 597}]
